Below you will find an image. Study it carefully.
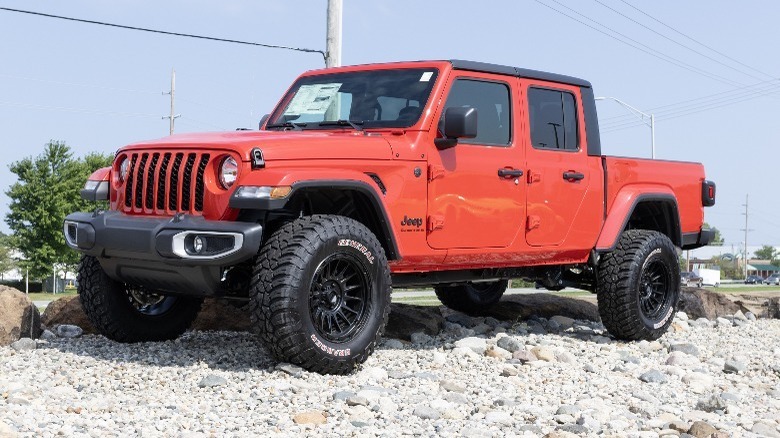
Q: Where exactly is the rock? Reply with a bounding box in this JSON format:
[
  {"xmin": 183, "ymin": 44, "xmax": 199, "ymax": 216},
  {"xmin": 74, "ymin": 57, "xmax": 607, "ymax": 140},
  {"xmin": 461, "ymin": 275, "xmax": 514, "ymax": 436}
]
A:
[
  {"xmin": 745, "ymin": 311, "xmax": 756, "ymax": 321},
  {"xmin": 358, "ymin": 367, "xmax": 388, "ymax": 382},
  {"xmin": 484, "ymin": 411, "xmax": 513, "ymax": 425},
  {"xmin": 658, "ymin": 429, "xmax": 680, "ymax": 437},
  {"xmin": 346, "ymin": 396, "xmax": 369, "ymax": 407},
  {"xmin": 556, "ymin": 405, "xmax": 580, "ymax": 416},
  {"xmin": 549, "ymin": 315, "xmax": 575, "ymax": 329},
  {"xmin": 385, "ymin": 303, "xmax": 443, "ymax": 340},
  {"xmin": 696, "ymin": 394, "xmax": 726, "ymax": 413},
  {"xmin": 472, "ymin": 323, "xmax": 491, "ymax": 335},
  {"xmin": 293, "ymin": 411, "xmax": 326, "ymax": 425},
  {"xmin": 676, "ymin": 311, "xmax": 689, "ymax": 321},
  {"xmin": 666, "ymin": 351, "xmax": 700, "ymax": 367},
  {"xmin": 454, "ymin": 337, "xmax": 487, "ymax": 355},
  {"xmin": 640, "ymin": 369, "xmax": 667, "ymax": 383},
  {"xmin": 496, "ymin": 336, "xmax": 523, "ymax": 352},
  {"xmin": 198, "ymin": 374, "xmax": 227, "ymax": 388},
  {"xmin": 332, "ymin": 391, "xmax": 356, "ymax": 401},
  {"xmin": 190, "ymin": 298, "xmax": 250, "ymax": 331},
  {"xmin": 10, "ymin": 338, "xmax": 36, "ymax": 351},
  {"xmin": 439, "ymin": 379, "xmax": 466, "ymax": 393},
  {"xmin": 500, "ymin": 365, "xmax": 518, "ymax": 377},
  {"xmin": 40, "ymin": 329, "xmax": 56, "ymax": 340},
  {"xmin": 485, "ymin": 345, "xmax": 511, "ymax": 360},
  {"xmin": 451, "ymin": 347, "xmax": 479, "ymax": 358},
  {"xmin": 40, "ymin": 296, "xmax": 95, "ymax": 334},
  {"xmin": 0, "ymin": 420, "xmax": 15, "ymax": 438},
  {"xmin": 716, "ymin": 317, "xmax": 732, "ymax": 327},
  {"xmin": 752, "ymin": 422, "xmax": 780, "ymax": 438},
  {"xmin": 670, "ymin": 343, "xmax": 700, "ymax": 357},
  {"xmin": 413, "ymin": 406, "xmax": 440, "ymax": 420},
  {"xmin": 678, "ymin": 288, "xmax": 742, "ymax": 320},
  {"xmin": 723, "ymin": 360, "xmax": 746, "ymax": 374},
  {"xmin": 557, "ymin": 424, "xmax": 589, "ymax": 435},
  {"xmin": 276, "ymin": 363, "xmax": 304, "ymax": 377},
  {"xmin": 531, "ymin": 346, "xmax": 556, "ymax": 362},
  {"xmin": 555, "ymin": 351, "xmax": 577, "ymax": 364},
  {"xmin": 445, "ymin": 313, "xmax": 474, "ymax": 328},
  {"xmin": 513, "ymin": 349, "xmax": 537, "ymax": 363},
  {"xmin": 733, "ymin": 310, "xmax": 748, "ymax": 321},
  {"xmin": 473, "ymin": 293, "xmax": 600, "ymax": 322},
  {"xmin": 410, "ymin": 332, "xmax": 432, "ymax": 345},
  {"xmin": 769, "ymin": 297, "xmax": 780, "ymax": 319},
  {"xmin": 382, "ymin": 338, "xmax": 404, "ymax": 349},
  {"xmin": 54, "ymin": 324, "xmax": 83, "ymax": 338},
  {"xmin": 0, "ymin": 287, "xmax": 42, "ymax": 345},
  {"xmin": 443, "ymin": 392, "xmax": 468, "ymax": 405},
  {"xmin": 688, "ymin": 420, "xmax": 718, "ymax": 438}
]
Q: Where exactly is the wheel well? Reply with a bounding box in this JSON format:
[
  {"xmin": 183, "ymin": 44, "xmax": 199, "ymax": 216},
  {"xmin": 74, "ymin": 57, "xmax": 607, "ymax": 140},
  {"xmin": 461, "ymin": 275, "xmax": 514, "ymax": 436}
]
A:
[
  {"xmin": 624, "ymin": 199, "xmax": 681, "ymax": 247},
  {"xmin": 264, "ymin": 187, "xmax": 399, "ymax": 260}
]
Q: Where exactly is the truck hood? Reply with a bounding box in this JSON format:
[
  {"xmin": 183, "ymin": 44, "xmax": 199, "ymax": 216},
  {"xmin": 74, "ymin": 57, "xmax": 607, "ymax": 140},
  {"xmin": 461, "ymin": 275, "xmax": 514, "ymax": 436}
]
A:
[{"xmin": 122, "ymin": 130, "xmax": 394, "ymax": 161}]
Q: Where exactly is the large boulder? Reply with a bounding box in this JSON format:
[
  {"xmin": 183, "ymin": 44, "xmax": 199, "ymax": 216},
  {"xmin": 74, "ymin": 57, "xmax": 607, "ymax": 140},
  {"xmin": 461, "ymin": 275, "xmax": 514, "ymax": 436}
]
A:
[
  {"xmin": 479, "ymin": 293, "xmax": 600, "ymax": 322},
  {"xmin": 0, "ymin": 286, "xmax": 42, "ymax": 345},
  {"xmin": 385, "ymin": 303, "xmax": 444, "ymax": 340},
  {"xmin": 677, "ymin": 287, "xmax": 744, "ymax": 320},
  {"xmin": 41, "ymin": 296, "xmax": 97, "ymax": 334}
]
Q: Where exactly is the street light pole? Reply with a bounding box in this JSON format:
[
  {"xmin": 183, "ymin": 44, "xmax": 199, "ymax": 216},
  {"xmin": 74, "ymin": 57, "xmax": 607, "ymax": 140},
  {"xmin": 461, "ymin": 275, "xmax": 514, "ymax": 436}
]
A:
[{"xmin": 595, "ymin": 96, "xmax": 655, "ymax": 159}]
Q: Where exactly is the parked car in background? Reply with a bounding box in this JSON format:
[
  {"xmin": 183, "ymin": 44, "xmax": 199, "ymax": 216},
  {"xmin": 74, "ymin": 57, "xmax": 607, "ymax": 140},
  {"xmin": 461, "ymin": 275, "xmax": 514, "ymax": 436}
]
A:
[
  {"xmin": 744, "ymin": 275, "xmax": 764, "ymax": 284},
  {"xmin": 681, "ymin": 272, "xmax": 703, "ymax": 288},
  {"xmin": 765, "ymin": 274, "xmax": 780, "ymax": 285},
  {"xmin": 695, "ymin": 268, "xmax": 721, "ymax": 287}
]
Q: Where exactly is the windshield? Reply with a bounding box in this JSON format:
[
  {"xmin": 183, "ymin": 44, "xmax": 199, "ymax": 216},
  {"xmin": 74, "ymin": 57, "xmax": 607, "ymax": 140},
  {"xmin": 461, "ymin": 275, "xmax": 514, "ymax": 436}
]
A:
[{"xmin": 268, "ymin": 68, "xmax": 439, "ymax": 130}]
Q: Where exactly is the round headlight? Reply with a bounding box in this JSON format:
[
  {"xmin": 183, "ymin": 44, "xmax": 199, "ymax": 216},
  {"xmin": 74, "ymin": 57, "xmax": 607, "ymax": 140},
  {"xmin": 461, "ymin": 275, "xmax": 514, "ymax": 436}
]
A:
[
  {"xmin": 219, "ymin": 156, "xmax": 238, "ymax": 189},
  {"xmin": 118, "ymin": 157, "xmax": 129, "ymax": 183}
]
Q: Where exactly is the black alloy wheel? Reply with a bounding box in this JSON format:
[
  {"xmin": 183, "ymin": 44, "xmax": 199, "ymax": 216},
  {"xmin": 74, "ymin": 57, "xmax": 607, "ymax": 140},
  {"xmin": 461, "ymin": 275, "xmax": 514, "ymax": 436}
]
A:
[{"xmin": 309, "ymin": 254, "xmax": 370, "ymax": 343}]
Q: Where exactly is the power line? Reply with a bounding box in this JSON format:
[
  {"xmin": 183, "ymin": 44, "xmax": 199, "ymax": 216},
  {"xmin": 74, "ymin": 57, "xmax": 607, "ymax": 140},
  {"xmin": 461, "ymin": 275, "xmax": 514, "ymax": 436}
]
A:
[
  {"xmin": 0, "ymin": 7, "xmax": 326, "ymax": 63},
  {"xmin": 618, "ymin": 0, "xmax": 776, "ymax": 80},
  {"xmin": 591, "ymin": 0, "xmax": 768, "ymax": 82},
  {"xmin": 533, "ymin": 0, "xmax": 744, "ymax": 87}
]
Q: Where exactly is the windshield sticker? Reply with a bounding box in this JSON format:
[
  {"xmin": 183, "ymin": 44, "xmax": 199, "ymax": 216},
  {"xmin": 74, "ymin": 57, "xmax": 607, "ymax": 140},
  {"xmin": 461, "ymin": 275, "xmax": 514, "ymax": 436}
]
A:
[
  {"xmin": 420, "ymin": 71, "xmax": 433, "ymax": 82},
  {"xmin": 284, "ymin": 83, "xmax": 342, "ymax": 115}
]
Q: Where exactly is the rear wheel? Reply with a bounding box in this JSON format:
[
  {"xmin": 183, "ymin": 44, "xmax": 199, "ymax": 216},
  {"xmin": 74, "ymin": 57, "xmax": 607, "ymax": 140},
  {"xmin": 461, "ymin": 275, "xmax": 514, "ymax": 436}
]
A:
[
  {"xmin": 250, "ymin": 215, "xmax": 391, "ymax": 375},
  {"xmin": 434, "ymin": 280, "xmax": 508, "ymax": 315},
  {"xmin": 597, "ymin": 230, "xmax": 679, "ymax": 341},
  {"xmin": 77, "ymin": 255, "xmax": 203, "ymax": 342}
]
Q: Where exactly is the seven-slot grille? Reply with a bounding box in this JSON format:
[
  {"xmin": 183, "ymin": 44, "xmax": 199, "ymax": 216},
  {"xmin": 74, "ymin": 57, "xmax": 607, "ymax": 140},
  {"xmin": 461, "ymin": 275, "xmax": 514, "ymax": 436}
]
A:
[{"xmin": 122, "ymin": 151, "xmax": 211, "ymax": 215}]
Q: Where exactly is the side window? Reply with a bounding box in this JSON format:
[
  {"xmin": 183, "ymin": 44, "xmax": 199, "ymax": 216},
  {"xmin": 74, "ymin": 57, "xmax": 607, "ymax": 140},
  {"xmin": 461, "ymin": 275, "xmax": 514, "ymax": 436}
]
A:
[
  {"xmin": 441, "ymin": 79, "xmax": 511, "ymax": 146},
  {"xmin": 528, "ymin": 88, "xmax": 579, "ymax": 150}
]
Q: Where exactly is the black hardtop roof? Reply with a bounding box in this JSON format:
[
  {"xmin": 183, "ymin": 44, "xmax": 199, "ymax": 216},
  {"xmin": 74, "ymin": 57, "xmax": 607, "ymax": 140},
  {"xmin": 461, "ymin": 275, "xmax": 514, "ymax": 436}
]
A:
[{"xmin": 449, "ymin": 59, "xmax": 592, "ymax": 88}]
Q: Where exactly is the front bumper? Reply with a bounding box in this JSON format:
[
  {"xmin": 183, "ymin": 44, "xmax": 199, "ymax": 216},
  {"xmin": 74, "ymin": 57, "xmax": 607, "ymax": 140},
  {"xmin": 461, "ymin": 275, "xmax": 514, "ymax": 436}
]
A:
[{"xmin": 63, "ymin": 211, "xmax": 263, "ymax": 295}]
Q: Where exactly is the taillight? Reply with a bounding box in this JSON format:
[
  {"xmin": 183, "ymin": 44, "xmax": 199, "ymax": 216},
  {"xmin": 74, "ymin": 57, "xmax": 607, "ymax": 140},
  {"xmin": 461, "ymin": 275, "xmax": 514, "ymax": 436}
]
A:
[{"xmin": 702, "ymin": 180, "xmax": 716, "ymax": 207}]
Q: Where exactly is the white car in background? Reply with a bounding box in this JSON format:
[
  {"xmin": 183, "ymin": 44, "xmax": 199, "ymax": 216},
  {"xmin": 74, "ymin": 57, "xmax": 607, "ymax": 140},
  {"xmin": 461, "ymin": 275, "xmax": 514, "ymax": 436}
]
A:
[{"xmin": 765, "ymin": 274, "xmax": 780, "ymax": 285}]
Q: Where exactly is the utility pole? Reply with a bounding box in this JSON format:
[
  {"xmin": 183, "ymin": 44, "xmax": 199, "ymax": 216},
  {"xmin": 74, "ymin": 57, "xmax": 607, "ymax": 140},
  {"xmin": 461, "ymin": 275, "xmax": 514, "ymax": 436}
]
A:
[
  {"xmin": 162, "ymin": 69, "xmax": 180, "ymax": 135},
  {"xmin": 595, "ymin": 96, "xmax": 656, "ymax": 159},
  {"xmin": 741, "ymin": 194, "xmax": 752, "ymax": 279},
  {"xmin": 325, "ymin": 0, "xmax": 342, "ymax": 68}
]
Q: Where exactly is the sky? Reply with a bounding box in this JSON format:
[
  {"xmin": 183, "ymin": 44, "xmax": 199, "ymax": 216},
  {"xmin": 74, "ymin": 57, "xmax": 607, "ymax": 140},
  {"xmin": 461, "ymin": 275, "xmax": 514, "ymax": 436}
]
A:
[{"xmin": 0, "ymin": 0, "xmax": 778, "ymax": 253}]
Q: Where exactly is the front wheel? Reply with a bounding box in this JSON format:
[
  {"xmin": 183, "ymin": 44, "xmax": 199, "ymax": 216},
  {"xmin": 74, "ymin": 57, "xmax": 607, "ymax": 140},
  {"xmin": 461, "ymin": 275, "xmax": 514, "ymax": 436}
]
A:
[
  {"xmin": 77, "ymin": 255, "xmax": 203, "ymax": 342},
  {"xmin": 250, "ymin": 215, "xmax": 391, "ymax": 375},
  {"xmin": 597, "ymin": 230, "xmax": 680, "ymax": 341},
  {"xmin": 434, "ymin": 280, "xmax": 508, "ymax": 315}
]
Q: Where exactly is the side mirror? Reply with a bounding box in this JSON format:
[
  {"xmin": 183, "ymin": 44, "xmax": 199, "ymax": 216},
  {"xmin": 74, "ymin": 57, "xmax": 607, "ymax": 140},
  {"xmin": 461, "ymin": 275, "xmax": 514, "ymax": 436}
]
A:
[
  {"xmin": 259, "ymin": 114, "xmax": 270, "ymax": 130},
  {"xmin": 435, "ymin": 107, "xmax": 478, "ymax": 150}
]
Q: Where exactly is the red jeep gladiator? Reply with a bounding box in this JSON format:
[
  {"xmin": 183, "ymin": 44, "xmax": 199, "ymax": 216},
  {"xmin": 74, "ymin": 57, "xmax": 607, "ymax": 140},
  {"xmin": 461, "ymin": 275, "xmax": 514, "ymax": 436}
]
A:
[{"xmin": 64, "ymin": 60, "xmax": 716, "ymax": 374}]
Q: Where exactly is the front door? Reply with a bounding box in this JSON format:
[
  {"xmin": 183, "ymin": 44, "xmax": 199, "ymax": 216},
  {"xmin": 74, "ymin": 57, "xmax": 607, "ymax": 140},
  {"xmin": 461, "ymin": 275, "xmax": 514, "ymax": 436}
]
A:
[
  {"xmin": 427, "ymin": 75, "xmax": 525, "ymax": 250},
  {"xmin": 523, "ymin": 84, "xmax": 591, "ymax": 247}
]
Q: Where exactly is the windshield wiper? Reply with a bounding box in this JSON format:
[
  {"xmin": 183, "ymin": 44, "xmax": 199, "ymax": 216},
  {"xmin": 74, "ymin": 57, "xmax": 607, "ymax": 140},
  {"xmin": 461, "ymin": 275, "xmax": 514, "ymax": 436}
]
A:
[
  {"xmin": 265, "ymin": 121, "xmax": 307, "ymax": 131},
  {"xmin": 319, "ymin": 120, "xmax": 364, "ymax": 131}
]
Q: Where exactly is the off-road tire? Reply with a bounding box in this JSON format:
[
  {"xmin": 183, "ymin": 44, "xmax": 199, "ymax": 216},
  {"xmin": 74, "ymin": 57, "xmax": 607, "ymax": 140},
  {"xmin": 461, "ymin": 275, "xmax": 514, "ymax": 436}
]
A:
[
  {"xmin": 77, "ymin": 255, "xmax": 203, "ymax": 342},
  {"xmin": 597, "ymin": 230, "xmax": 680, "ymax": 341},
  {"xmin": 434, "ymin": 280, "xmax": 509, "ymax": 315},
  {"xmin": 249, "ymin": 215, "xmax": 391, "ymax": 375}
]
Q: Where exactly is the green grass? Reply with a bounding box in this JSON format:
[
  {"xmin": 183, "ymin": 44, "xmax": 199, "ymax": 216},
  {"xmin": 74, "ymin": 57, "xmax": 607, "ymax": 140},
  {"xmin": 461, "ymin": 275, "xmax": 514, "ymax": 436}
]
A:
[{"xmin": 26, "ymin": 291, "xmax": 77, "ymax": 301}]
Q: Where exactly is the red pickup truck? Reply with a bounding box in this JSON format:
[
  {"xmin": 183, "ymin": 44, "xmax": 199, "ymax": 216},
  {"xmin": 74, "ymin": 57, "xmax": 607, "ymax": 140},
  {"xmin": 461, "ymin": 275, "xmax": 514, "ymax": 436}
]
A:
[{"xmin": 64, "ymin": 60, "xmax": 715, "ymax": 374}]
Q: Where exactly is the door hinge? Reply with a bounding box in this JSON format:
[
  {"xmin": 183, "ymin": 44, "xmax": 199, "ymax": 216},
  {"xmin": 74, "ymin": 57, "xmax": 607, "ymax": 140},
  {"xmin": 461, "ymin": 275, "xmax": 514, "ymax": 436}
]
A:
[
  {"xmin": 428, "ymin": 164, "xmax": 445, "ymax": 182},
  {"xmin": 427, "ymin": 215, "xmax": 445, "ymax": 232},
  {"xmin": 527, "ymin": 170, "xmax": 541, "ymax": 184},
  {"xmin": 527, "ymin": 215, "xmax": 541, "ymax": 231}
]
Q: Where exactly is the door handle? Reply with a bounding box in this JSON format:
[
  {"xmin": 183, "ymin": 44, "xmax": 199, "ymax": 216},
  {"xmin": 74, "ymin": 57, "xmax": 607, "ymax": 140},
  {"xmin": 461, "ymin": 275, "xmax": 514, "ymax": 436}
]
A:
[
  {"xmin": 498, "ymin": 168, "xmax": 524, "ymax": 178},
  {"xmin": 562, "ymin": 171, "xmax": 585, "ymax": 181}
]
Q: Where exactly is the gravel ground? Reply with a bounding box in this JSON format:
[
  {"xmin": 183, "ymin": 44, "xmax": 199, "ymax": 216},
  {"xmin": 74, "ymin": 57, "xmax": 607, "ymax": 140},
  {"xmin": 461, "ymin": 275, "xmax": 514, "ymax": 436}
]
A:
[{"xmin": 1, "ymin": 311, "xmax": 780, "ymax": 437}]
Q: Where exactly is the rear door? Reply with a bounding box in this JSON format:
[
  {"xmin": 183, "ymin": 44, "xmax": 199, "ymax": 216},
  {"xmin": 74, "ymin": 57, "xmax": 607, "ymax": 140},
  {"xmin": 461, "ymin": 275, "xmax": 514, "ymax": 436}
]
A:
[
  {"xmin": 426, "ymin": 74, "xmax": 525, "ymax": 249},
  {"xmin": 523, "ymin": 83, "xmax": 591, "ymax": 246}
]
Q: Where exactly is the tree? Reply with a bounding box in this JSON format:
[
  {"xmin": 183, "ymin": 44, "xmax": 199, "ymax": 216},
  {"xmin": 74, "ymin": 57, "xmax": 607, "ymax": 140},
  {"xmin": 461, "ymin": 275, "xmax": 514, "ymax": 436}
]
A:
[
  {"xmin": 0, "ymin": 233, "xmax": 16, "ymax": 280},
  {"xmin": 754, "ymin": 245, "xmax": 778, "ymax": 262},
  {"xmin": 703, "ymin": 222, "xmax": 724, "ymax": 246},
  {"xmin": 4, "ymin": 141, "xmax": 112, "ymax": 278}
]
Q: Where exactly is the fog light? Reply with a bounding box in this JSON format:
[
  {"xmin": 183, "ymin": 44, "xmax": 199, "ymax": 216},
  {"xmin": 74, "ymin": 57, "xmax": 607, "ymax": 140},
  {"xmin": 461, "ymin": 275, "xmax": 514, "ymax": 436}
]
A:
[{"xmin": 193, "ymin": 236, "xmax": 205, "ymax": 254}]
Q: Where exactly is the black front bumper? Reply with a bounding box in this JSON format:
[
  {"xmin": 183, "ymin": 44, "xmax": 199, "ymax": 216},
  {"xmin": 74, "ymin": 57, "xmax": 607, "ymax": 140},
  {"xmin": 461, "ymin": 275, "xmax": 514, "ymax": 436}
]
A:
[{"xmin": 64, "ymin": 211, "xmax": 263, "ymax": 295}]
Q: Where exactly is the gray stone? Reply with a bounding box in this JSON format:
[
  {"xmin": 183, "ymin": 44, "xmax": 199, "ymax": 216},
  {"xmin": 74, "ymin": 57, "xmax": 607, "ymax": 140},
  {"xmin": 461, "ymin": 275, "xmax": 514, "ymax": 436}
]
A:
[
  {"xmin": 445, "ymin": 313, "xmax": 474, "ymax": 327},
  {"xmin": 413, "ymin": 406, "xmax": 440, "ymax": 420},
  {"xmin": 716, "ymin": 317, "xmax": 732, "ymax": 327},
  {"xmin": 696, "ymin": 394, "xmax": 726, "ymax": 413},
  {"xmin": 198, "ymin": 374, "xmax": 227, "ymax": 388},
  {"xmin": 745, "ymin": 311, "xmax": 757, "ymax": 321},
  {"xmin": 554, "ymin": 414, "xmax": 576, "ymax": 424},
  {"xmin": 410, "ymin": 332, "xmax": 432, "ymax": 345},
  {"xmin": 720, "ymin": 392, "xmax": 740, "ymax": 403},
  {"xmin": 557, "ymin": 424, "xmax": 589, "ymax": 435},
  {"xmin": 550, "ymin": 315, "xmax": 576, "ymax": 329},
  {"xmin": 275, "ymin": 363, "xmax": 304, "ymax": 377},
  {"xmin": 513, "ymin": 349, "xmax": 537, "ymax": 363},
  {"xmin": 733, "ymin": 310, "xmax": 748, "ymax": 321},
  {"xmin": 632, "ymin": 390, "xmax": 661, "ymax": 404},
  {"xmin": 723, "ymin": 360, "xmax": 746, "ymax": 374},
  {"xmin": 752, "ymin": 422, "xmax": 780, "ymax": 438},
  {"xmin": 496, "ymin": 336, "xmax": 523, "ymax": 353},
  {"xmin": 472, "ymin": 323, "xmax": 492, "ymax": 335},
  {"xmin": 670, "ymin": 343, "xmax": 700, "ymax": 357},
  {"xmin": 10, "ymin": 338, "xmax": 36, "ymax": 351},
  {"xmin": 332, "ymin": 391, "xmax": 356, "ymax": 401},
  {"xmin": 454, "ymin": 337, "xmax": 487, "ymax": 355},
  {"xmin": 439, "ymin": 379, "xmax": 466, "ymax": 393},
  {"xmin": 382, "ymin": 339, "xmax": 404, "ymax": 349},
  {"xmin": 346, "ymin": 396, "xmax": 369, "ymax": 407},
  {"xmin": 500, "ymin": 365, "xmax": 518, "ymax": 377},
  {"xmin": 622, "ymin": 355, "xmax": 641, "ymax": 364},
  {"xmin": 483, "ymin": 317, "xmax": 501, "ymax": 328},
  {"xmin": 55, "ymin": 324, "xmax": 83, "ymax": 338},
  {"xmin": 414, "ymin": 371, "xmax": 438, "ymax": 381},
  {"xmin": 443, "ymin": 392, "xmax": 468, "ymax": 405},
  {"xmin": 640, "ymin": 369, "xmax": 667, "ymax": 383},
  {"xmin": 40, "ymin": 330, "xmax": 56, "ymax": 340},
  {"xmin": 676, "ymin": 311, "xmax": 689, "ymax": 321},
  {"xmin": 584, "ymin": 363, "xmax": 597, "ymax": 373},
  {"xmin": 591, "ymin": 335, "xmax": 612, "ymax": 344},
  {"xmin": 556, "ymin": 405, "xmax": 581, "ymax": 416}
]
